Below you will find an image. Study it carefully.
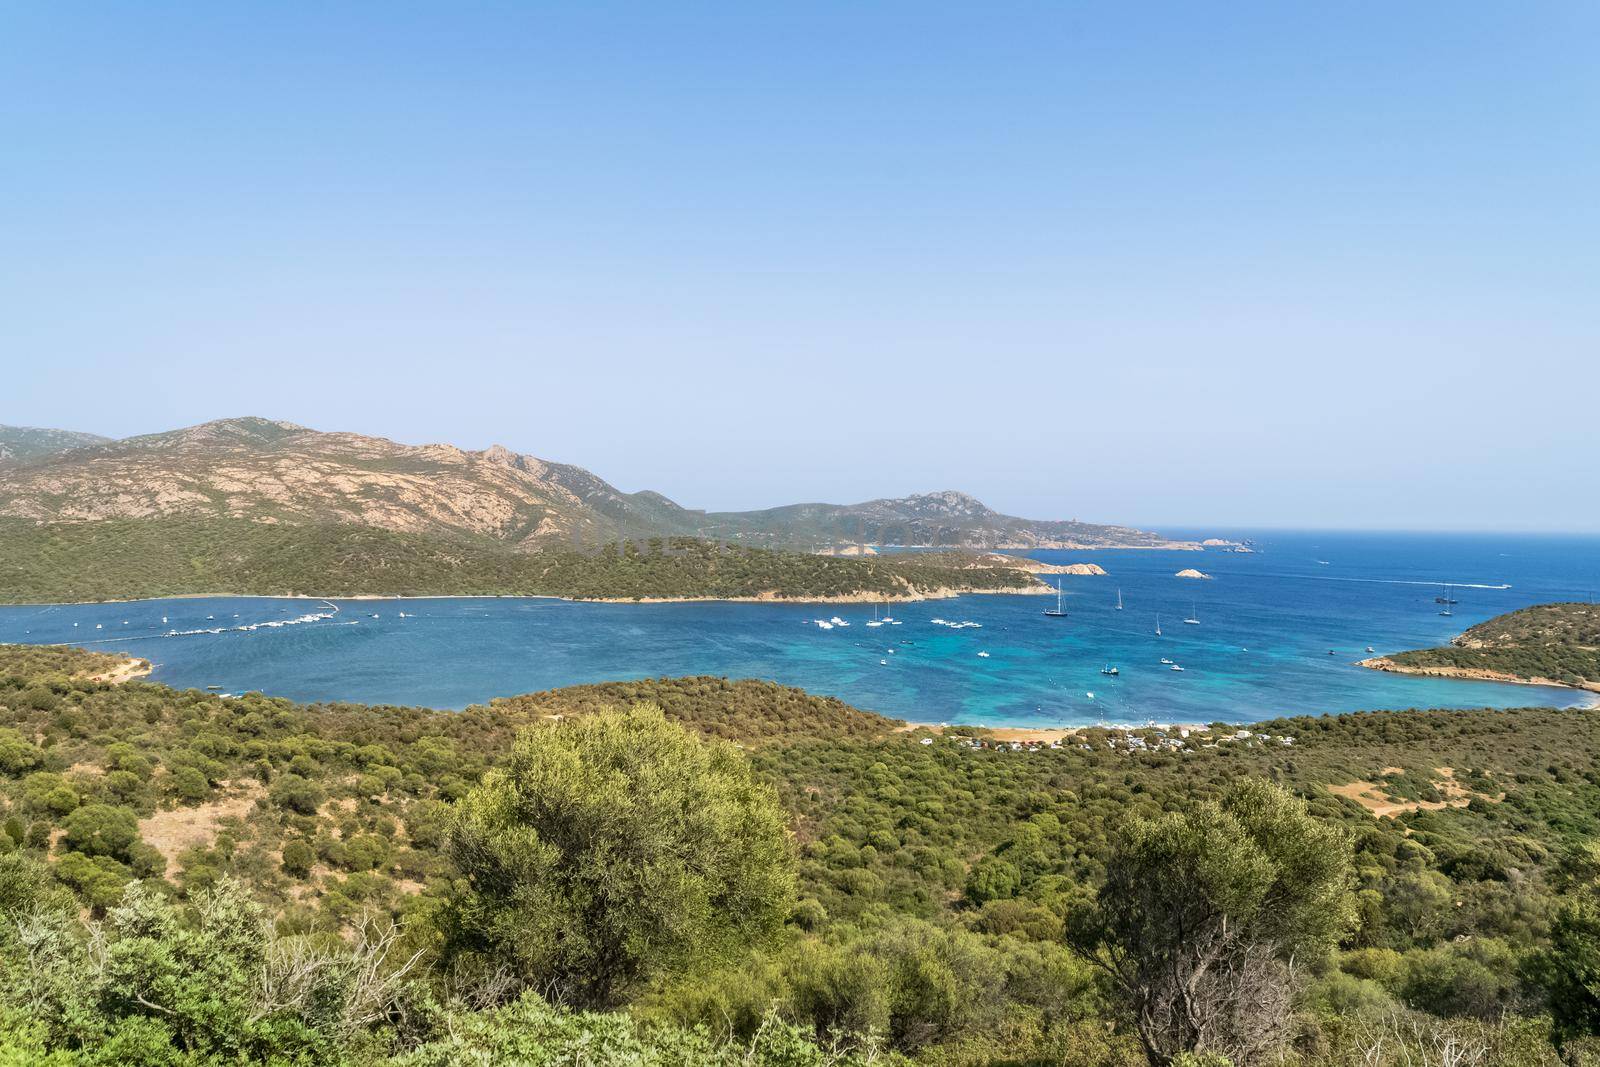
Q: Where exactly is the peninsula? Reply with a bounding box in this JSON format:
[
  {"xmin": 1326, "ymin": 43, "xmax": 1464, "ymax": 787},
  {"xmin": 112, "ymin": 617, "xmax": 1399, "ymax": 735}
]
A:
[
  {"xmin": 0, "ymin": 520, "xmax": 1050, "ymax": 604},
  {"xmin": 1361, "ymin": 602, "xmax": 1600, "ymax": 697}
]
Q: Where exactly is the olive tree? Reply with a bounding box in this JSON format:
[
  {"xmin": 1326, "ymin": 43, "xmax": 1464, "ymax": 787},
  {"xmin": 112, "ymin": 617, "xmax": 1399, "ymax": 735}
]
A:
[
  {"xmin": 445, "ymin": 704, "xmax": 795, "ymax": 1008},
  {"xmin": 1069, "ymin": 778, "xmax": 1355, "ymax": 1066}
]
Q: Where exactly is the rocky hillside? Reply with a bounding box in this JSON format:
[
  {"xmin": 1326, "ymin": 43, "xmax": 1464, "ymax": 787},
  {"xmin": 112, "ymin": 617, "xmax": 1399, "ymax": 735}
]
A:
[
  {"xmin": 0, "ymin": 417, "xmax": 1191, "ymax": 551},
  {"xmin": 0, "ymin": 424, "xmax": 110, "ymax": 466},
  {"xmin": 0, "ymin": 417, "xmax": 696, "ymax": 548}
]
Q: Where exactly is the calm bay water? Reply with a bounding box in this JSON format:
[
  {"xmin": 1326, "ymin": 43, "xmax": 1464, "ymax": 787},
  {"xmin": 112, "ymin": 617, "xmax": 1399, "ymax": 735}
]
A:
[{"xmin": 3, "ymin": 531, "xmax": 1596, "ymax": 728}]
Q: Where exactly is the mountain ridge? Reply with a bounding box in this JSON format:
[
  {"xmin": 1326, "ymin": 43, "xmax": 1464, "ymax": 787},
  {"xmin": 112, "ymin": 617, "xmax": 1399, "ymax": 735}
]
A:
[
  {"xmin": 0, "ymin": 423, "xmax": 112, "ymax": 466},
  {"xmin": 0, "ymin": 416, "xmax": 1196, "ymax": 551}
]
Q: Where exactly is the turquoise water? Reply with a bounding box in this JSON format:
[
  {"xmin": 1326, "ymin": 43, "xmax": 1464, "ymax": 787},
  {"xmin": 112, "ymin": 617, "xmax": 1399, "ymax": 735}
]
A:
[{"xmin": 2, "ymin": 531, "xmax": 1596, "ymax": 728}]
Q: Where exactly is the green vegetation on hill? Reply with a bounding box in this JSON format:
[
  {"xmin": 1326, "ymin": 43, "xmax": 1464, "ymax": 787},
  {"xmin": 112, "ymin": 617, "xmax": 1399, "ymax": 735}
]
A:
[
  {"xmin": 1383, "ymin": 602, "xmax": 1600, "ymax": 690},
  {"xmin": 0, "ymin": 518, "xmax": 1042, "ymax": 604},
  {"xmin": 491, "ymin": 676, "xmax": 901, "ymax": 744},
  {"xmin": 4, "ymin": 649, "xmax": 1600, "ymax": 1063}
]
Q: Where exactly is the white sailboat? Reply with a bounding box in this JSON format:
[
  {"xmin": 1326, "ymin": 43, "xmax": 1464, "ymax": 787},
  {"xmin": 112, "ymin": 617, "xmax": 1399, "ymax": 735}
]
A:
[
  {"xmin": 1155, "ymin": 613, "xmax": 1162, "ymax": 636},
  {"xmin": 1043, "ymin": 578, "xmax": 1067, "ymax": 618},
  {"xmin": 1116, "ymin": 588, "xmax": 1124, "ymax": 610},
  {"xmin": 1184, "ymin": 601, "xmax": 1200, "ymax": 625}
]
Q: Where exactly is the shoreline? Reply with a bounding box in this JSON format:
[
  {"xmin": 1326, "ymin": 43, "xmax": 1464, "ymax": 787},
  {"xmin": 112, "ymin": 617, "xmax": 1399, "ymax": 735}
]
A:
[
  {"xmin": 0, "ymin": 583, "xmax": 1052, "ymax": 609},
  {"xmin": 883, "ymin": 541, "xmax": 1204, "ymax": 552},
  {"xmin": 1358, "ymin": 657, "xmax": 1600, "ymax": 708},
  {"xmin": 900, "ymin": 720, "xmax": 1211, "ymax": 744},
  {"xmin": 562, "ymin": 583, "xmax": 1051, "ymax": 605}
]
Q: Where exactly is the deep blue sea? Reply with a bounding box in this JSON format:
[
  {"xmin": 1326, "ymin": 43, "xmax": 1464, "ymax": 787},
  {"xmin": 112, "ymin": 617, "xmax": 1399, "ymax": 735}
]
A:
[{"xmin": 3, "ymin": 531, "xmax": 1596, "ymax": 728}]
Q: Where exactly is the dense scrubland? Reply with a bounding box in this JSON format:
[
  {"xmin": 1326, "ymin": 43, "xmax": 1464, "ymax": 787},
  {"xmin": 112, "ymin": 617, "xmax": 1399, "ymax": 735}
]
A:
[
  {"xmin": 4, "ymin": 643, "xmax": 1600, "ymax": 1064},
  {"xmin": 0, "ymin": 518, "xmax": 1040, "ymax": 603}
]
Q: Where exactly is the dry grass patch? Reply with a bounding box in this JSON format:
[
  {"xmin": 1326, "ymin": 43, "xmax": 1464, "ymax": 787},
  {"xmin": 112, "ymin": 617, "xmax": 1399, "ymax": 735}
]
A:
[
  {"xmin": 1328, "ymin": 767, "xmax": 1496, "ymax": 819},
  {"xmin": 138, "ymin": 779, "xmax": 263, "ymax": 875}
]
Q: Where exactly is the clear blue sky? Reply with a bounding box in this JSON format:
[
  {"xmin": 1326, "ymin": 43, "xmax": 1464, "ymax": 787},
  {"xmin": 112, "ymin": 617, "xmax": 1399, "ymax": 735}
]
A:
[{"xmin": 3, "ymin": 3, "xmax": 1596, "ymax": 531}]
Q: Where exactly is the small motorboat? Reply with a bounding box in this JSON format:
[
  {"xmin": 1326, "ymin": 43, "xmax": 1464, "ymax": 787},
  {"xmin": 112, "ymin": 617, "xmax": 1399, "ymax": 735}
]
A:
[
  {"xmin": 1169, "ymin": 664, "xmax": 1185, "ymax": 672},
  {"xmin": 1366, "ymin": 646, "xmax": 1375, "ymax": 653},
  {"xmin": 1160, "ymin": 658, "xmax": 1174, "ymax": 665},
  {"xmin": 977, "ymin": 651, "xmax": 990, "ymax": 658},
  {"xmin": 1100, "ymin": 666, "xmax": 1120, "ymax": 676}
]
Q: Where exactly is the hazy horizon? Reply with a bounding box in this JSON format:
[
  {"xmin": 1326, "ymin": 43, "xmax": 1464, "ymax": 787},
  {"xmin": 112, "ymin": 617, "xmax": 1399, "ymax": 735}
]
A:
[{"xmin": 4, "ymin": 4, "xmax": 1597, "ymax": 531}]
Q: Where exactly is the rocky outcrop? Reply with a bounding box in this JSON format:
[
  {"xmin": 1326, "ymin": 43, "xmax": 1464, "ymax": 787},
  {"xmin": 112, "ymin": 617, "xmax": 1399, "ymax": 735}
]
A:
[
  {"xmin": 1175, "ymin": 568, "xmax": 1212, "ymax": 580},
  {"xmin": 964, "ymin": 554, "xmax": 1108, "ymax": 576}
]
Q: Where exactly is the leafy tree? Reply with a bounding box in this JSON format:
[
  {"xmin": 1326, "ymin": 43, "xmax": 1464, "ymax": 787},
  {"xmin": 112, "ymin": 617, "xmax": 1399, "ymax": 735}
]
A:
[
  {"xmin": 446, "ymin": 705, "xmax": 795, "ymax": 1008},
  {"xmin": 268, "ymin": 773, "xmax": 325, "ymax": 815},
  {"xmin": 60, "ymin": 803, "xmax": 140, "ymax": 861},
  {"xmin": 1070, "ymin": 778, "xmax": 1356, "ymax": 1066},
  {"xmin": 165, "ymin": 765, "xmax": 212, "ymax": 803},
  {"xmin": 50, "ymin": 851, "xmax": 132, "ymax": 910},
  {"xmin": 0, "ymin": 728, "xmax": 41, "ymax": 776}
]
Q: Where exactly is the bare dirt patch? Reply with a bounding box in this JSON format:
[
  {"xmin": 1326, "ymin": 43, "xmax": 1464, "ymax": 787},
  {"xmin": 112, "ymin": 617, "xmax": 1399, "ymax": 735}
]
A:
[
  {"xmin": 138, "ymin": 780, "xmax": 263, "ymax": 875},
  {"xmin": 1328, "ymin": 767, "xmax": 1495, "ymax": 819}
]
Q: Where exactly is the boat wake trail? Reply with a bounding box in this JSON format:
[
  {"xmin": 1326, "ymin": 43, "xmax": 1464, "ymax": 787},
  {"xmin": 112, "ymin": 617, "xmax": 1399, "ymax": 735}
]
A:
[
  {"xmin": 163, "ymin": 602, "xmax": 341, "ymax": 638},
  {"xmin": 1276, "ymin": 575, "xmax": 1511, "ymax": 590}
]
